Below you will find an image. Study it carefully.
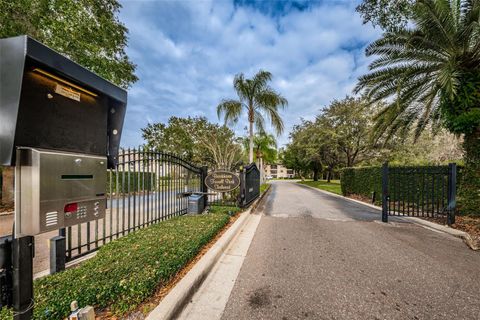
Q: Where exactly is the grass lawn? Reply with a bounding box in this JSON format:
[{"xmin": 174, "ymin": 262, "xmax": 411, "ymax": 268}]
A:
[
  {"xmin": 0, "ymin": 206, "xmax": 240, "ymax": 320},
  {"xmin": 298, "ymin": 180, "xmax": 342, "ymax": 195},
  {"xmin": 260, "ymin": 183, "xmax": 270, "ymax": 194}
]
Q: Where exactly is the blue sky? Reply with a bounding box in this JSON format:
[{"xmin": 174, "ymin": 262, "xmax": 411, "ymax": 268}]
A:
[{"xmin": 118, "ymin": 0, "xmax": 381, "ymax": 148}]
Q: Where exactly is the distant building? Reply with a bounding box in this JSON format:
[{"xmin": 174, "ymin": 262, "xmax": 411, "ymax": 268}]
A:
[{"xmin": 263, "ymin": 164, "xmax": 295, "ymax": 179}]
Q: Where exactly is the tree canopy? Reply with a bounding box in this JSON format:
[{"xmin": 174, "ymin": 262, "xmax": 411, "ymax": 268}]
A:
[
  {"xmin": 141, "ymin": 116, "xmax": 243, "ymax": 170},
  {"xmin": 0, "ymin": 0, "xmax": 137, "ymax": 88},
  {"xmin": 356, "ymin": 0, "xmax": 414, "ymax": 31}
]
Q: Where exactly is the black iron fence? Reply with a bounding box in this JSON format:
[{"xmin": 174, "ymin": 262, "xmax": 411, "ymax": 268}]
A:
[
  {"xmin": 381, "ymin": 163, "xmax": 457, "ymax": 224},
  {"xmin": 63, "ymin": 149, "xmax": 261, "ymax": 262},
  {"xmin": 1, "ymin": 149, "xmax": 262, "ymax": 269},
  {"xmin": 64, "ymin": 148, "xmax": 204, "ymax": 262}
]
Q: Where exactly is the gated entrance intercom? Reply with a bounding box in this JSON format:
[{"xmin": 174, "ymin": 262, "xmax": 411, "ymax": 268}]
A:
[
  {"xmin": 0, "ymin": 35, "xmax": 127, "ymax": 236},
  {"xmin": 0, "ymin": 35, "xmax": 128, "ymax": 319}
]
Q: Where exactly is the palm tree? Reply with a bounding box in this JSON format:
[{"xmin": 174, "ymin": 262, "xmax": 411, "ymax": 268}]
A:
[
  {"xmin": 243, "ymin": 133, "xmax": 278, "ymax": 163},
  {"xmin": 217, "ymin": 70, "xmax": 288, "ymax": 163},
  {"xmin": 242, "ymin": 133, "xmax": 277, "ymax": 181},
  {"xmin": 355, "ymin": 0, "xmax": 480, "ymax": 215}
]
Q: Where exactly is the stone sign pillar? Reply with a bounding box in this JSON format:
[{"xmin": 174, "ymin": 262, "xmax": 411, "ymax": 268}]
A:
[{"xmin": 1, "ymin": 167, "xmax": 14, "ymax": 208}]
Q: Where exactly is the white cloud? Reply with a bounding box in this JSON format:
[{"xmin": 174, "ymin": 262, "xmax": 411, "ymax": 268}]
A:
[{"xmin": 118, "ymin": 0, "xmax": 381, "ymax": 147}]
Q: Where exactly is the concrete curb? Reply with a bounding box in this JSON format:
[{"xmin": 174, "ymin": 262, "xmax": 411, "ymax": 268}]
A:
[
  {"xmin": 146, "ymin": 200, "xmax": 265, "ymax": 320},
  {"xmin": 297, "ymin": 182, "xmax": 479, "ymax": 251}
]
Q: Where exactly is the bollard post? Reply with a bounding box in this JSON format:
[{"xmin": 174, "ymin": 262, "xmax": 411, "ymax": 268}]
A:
[
  {"xmin": 12, "ymin": 236, "xmax": 34, "ymax": 320},
  {"xmin": 49, "ymin": 236, "xmax": 66, "ymax": 274},
  {"xmin": 447, "ymin": 163, "xmax": 457, "ymax": 226}
]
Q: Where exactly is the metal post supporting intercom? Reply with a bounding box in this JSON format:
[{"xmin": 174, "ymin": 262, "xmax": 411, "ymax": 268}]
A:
[{"xmin": 0, "ymin": 35, "xmax": 128, "ymax": 319}]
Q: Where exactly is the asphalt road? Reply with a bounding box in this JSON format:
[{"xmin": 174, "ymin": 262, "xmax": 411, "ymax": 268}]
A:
[{"xmin": 221, "ymin": 181, "xmax": 480, "ymax": 320}]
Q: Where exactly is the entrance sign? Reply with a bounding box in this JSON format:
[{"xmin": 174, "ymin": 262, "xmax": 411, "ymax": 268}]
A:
[{"xmin": 205, "ymin": 171, "xmax": 240, "ymax": 192}]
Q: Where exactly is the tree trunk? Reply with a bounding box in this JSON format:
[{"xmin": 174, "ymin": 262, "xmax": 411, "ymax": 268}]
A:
[
  {"xmin": 327, "ymin": 166, "xmax": 333, "ymax": 183},
  {"xmin": 458, "ymin": 128, "xmax": 480, "ymax": 216},
  {"xmin": 313, "ymin": 167, "xmax": 319, "ymax": 181},
  {"xmin": 249, "ymin": 120, "xmax": 254, "ymax": 163}
]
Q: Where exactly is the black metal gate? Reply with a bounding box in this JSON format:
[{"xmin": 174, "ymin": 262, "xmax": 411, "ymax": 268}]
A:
[
  {"xmin": 381, "ymin": 163, "xmax": 457, "ymax": 224},
  {"xmin": 64, "ymin": 148, "xmax": 204, "ymax": 262},
  {"xmin": 239, "ymin": 163, "xmax": 260, "ymax": 207}
]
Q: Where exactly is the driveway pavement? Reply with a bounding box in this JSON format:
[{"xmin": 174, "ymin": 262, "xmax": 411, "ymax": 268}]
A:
[{"xmin": 221, "ymin": 181, "xmax": 480, "ymax": 320}]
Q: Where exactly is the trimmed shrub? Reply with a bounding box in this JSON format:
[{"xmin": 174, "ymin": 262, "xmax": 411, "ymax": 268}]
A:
[
  {"xmin": 340, "ymin": 167, "xmax": 382, "ymax": 203},
  {"xmin": 0, "ymin": 207, "xmax": 236, "ymax": 320}
]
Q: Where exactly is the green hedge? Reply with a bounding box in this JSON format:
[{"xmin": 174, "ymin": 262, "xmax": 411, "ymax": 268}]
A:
[
  {"xmin": 0, "ymin": 207, "xmax": 239, "ymax": 320},
  {"xmin": 341, "ymin": 166, "xmax": 464, "ymax": 209},
  {"xmin": 341, "ymin": 167, "xmax": 382, "ymax": 203}
]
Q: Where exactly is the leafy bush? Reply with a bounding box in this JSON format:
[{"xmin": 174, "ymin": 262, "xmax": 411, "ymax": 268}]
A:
[
  {"xmin": 340, "ymin": 167, "xmax": 382, "ymax": 203},
  {"xmin": 0, "ymin": 207, "xmax": 236, "ymax": 320}
]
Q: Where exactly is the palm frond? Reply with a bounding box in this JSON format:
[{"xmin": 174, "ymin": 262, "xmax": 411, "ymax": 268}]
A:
[{"xmin": 217, "ymin": 99, "xmax": 242, "ymax": 126}]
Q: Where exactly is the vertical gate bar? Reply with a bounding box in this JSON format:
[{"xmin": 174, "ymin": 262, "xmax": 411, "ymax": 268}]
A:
[
  {"xmin": 177, "ymin": 161, "xmax": 180, "ymax": 214},
  {"xmin": 87, "ymin": 221, "xmax": 91, "ymax": 251},
  {"xmin": 140, "ymin": 147, "xmax": 144, "ymax": 226},
  {"xmin": 149, "ymin": 149, "xmax": 152, "ymax": 224},
  {"xmin": 105, "ymin": 171, "xmax": 111, "ymax": 244},
  {"xmin": 447, "ymin": 163, "xmax": 457, "ymax": 225},
  {"xmin": 151, "ymin": 151, "xmax": 155, "ymax": 224},
  {"xmin": 160, "ymin": 153, "xmax": 163, "ymax": 221},
  {"xmin": 67, "ymin": 226, "xmax": 72, "ymax": 261},
  {"xmin": 406, "ymin": 169, "xmax": 410, "ymax": 215},
  {"xmin": 137, "ymin": 147, "xmax": 140, "ymax": 228},
  {"xmin": 156, "ymin": 151, "xmax": 160, "ymax": 223},
  {"xmin": 441, "ymin": 171, "xmax": 445, "ymax": 215},
  {"xmin": 405, "ymin": 169, "xmax": 408, "ymax": 216},
  {"xmin": 152, "ymin": 151, "xmax": 156, "ymax": 223},
  {"xmin": 171, "ymin": 157, "xmax": 174, "ymax": 216},
  {"xmin": 421, "ymin": 167, "xmax": 425, "ymax": 217},
  {"xmin": 115, "ymin": 154, "xmax": 120, "ymax": 240},
  {"xmin": 77, "ymin": 224, "xmax": 81, "ymax": 255},
  {"xmin": 142, "ymin": 147, "xmax": 145, "ymax": 226},
  {"xmin": 431, "ymin": 168, "xmax": 434, "ymax": 216},
  {"xmin": 174, "ymin": 160, "xmax": 178, "ymax": 215},
  {"xmin": 162, "ymin": 153, "xmax": 165, "ymax": 221},
  {"xmin": 175, "ymin": 158, "xmax": 178, "ymax": 216},
  {"xmin": 142, "ymin": 147, "xmax": 145, "ymax": 227},
  {"xmin": 94, "ymin": 219, "xmax": 98, "ymax": 249},
  {"xmin": 381, "ymin": 162, "xmax": 389, "ymax": 223},
  {"xmin": 414, "ymin": 169, "xmax": 418, "ymax": 216},
  {"xmin": 401, "ymin": 170, "xmax": 405, "ymax": 215},
  {"xmin": 168, "ymin": 154, "xmax": 171, "ymax": 218},
  {"xmin": 121, "ymin": 151, "xmax": 125, "ymax": 237},
  {"xmin": 133, "ymin": 148, "xmax": 136, "ymax": 230},
  {"xmin": 126, "ymin": 148, "xmax": 131, "ymax": 235},
  {"xmin": 172, "ymin": 155, "xmax": 175, "ymax": 216},
  {"xmin": 167, "ymin": 154, "xmax": 170, "ymax": 218}
]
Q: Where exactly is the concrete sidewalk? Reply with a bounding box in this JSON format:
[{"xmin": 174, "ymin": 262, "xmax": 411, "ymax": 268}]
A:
[{"xmin": 177, "ymin": 212, "xmax": 261, "ymax": 320}]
